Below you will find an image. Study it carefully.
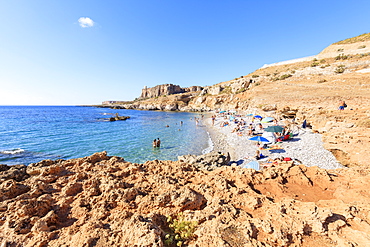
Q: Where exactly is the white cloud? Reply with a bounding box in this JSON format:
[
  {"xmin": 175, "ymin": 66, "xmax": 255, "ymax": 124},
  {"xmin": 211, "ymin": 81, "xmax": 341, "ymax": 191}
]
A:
[{"xmin": 78, "ymin": 17, "xmax": 94, "ymax": 28}]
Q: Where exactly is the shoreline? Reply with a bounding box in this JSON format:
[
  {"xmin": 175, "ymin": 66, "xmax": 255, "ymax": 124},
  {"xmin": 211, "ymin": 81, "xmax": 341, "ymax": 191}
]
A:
[{"xmin": 204, "ymin": 112, "xmax": 344, "ymax": 169}]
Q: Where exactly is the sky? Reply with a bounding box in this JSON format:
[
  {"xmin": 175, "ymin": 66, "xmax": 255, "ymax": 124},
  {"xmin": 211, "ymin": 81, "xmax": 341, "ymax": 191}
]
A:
[{"xmin": 1, "ymin": 0, "xmax": 370, "ymax": 105}]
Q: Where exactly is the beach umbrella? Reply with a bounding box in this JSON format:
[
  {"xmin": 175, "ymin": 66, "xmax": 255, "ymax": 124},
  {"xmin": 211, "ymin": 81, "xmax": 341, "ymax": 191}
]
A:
[
  {"xmin": 254, "ymin": 115, "xmax": 263, "ymax": 119},
  {"xmin": 219, "ymin": 110, "xmax": 226, "ymax": 113},
  {"xmin": 249, "ymin": 136, "xmax": 270, "ymax": 142},
  {"xmin": 246, "ymin": 113, "xmax": 253, "ymax": 116},
  {"xmin": 264, "ymin": 125, "xmax": 284, "ymax": 133},
  {"xmin": 261, "ymin": 117, "xmax": 275, "ymax": 123}
]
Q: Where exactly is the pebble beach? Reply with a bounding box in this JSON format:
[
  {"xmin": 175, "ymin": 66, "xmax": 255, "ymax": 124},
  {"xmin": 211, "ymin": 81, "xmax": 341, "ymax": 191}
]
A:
[{"xmin": 205, "ymin": 113, "xmax": 344, "ymax": 170}]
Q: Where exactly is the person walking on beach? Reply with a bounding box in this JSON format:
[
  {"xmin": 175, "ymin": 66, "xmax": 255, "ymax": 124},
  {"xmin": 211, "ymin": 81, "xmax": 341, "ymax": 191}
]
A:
[
  {"xmin": 211, "ymin": 115, "xmax": 216, "ymax": 126},
  {"xmin": 156, "ymin": 138, "xmax": 161, "ymax": 148}
]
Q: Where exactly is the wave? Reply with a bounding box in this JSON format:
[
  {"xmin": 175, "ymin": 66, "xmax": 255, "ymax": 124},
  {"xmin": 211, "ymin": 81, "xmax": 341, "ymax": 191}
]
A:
[
  {"xmin": 202, "ymin": 131, "xmax": 214, "ymax": 154},
  {"xmin": 0, "ymin": 148, "xmax": 25, "ymax": 155}
]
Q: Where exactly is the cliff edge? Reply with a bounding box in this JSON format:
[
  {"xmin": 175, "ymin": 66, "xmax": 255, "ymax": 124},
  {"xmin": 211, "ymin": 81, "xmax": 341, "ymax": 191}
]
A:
[{"xmin": 1, "ymin": 152, "xmax": 369, "ymax": 246}]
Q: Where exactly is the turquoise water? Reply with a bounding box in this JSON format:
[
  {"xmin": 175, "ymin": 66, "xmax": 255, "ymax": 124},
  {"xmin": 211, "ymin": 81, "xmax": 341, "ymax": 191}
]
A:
[{"xmin": 0, "ymin": 106, "xmax": 211, "ymax": 165}]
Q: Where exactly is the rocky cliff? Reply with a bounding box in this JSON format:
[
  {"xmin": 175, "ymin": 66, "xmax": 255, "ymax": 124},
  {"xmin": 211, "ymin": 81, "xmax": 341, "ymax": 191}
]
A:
[
  {"xmin": 1, "ymin": 152, "xmax": 370, "ymax": 246},
  {"xmin": 140, "ymin": 84, "xmax": 203, "ymax": 99}
]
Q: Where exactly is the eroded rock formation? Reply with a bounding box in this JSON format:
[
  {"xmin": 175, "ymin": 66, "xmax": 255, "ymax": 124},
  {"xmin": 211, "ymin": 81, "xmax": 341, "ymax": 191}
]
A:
[
  {"xmin": 1, "ymin": 152, "xmax": 369, "ymax": 246},
  {"xmin": 140, "ymin": 84, "xmax": 203, "ymax": 99}
]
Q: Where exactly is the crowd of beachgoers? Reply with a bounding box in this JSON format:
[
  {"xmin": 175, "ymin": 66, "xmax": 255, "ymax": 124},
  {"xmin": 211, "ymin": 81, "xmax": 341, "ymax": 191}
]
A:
[{"xmin": 205, "ymin": 111, "xmax": 344, "ymax": 170}]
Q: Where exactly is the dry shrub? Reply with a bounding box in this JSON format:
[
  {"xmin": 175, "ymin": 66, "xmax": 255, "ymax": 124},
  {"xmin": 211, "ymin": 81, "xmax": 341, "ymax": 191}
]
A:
[{"xmin": 358, "ymin": 119, "xmax": 370, "ymax": 128}]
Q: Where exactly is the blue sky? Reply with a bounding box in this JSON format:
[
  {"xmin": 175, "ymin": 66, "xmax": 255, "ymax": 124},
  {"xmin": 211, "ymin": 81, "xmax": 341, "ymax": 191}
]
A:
[{"xmin": 0, "ymin": 0, "xmax": 369, "ymax": 105}]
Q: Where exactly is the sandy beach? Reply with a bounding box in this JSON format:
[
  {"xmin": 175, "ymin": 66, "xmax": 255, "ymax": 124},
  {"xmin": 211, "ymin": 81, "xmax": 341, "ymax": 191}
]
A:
[{"xmin": 204, "ymin": 112, "xmax": 344, "ymax": 170}]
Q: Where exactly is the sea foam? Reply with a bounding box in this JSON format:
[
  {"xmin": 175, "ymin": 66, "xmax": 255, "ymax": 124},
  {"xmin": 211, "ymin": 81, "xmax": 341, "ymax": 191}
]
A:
[{"xmin": 0, "ymin": 148, "xmax": 25, "ymax": 155}]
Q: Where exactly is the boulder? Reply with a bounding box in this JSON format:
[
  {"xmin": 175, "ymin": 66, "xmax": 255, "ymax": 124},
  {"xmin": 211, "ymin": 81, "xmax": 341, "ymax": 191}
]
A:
[
  {"xmin": 109, "ymin": 115, "xmax": 130, "ymax": 121},
  {"xmin": 178, "ymin": 151, "xmax": 231, "ymax": 171}
]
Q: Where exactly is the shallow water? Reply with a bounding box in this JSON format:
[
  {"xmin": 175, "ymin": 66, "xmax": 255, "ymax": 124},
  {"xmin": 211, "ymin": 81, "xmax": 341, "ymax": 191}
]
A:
[{"xmin": 0, "ymin": 106, "xmax": 210, "ymax": 165}]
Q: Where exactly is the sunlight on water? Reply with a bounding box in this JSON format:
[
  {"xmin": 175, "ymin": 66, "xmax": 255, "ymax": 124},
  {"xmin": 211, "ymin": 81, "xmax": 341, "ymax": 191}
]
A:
[{"xmin": 0, "ymin": 106, "xmax": 211, "ymax": 165}]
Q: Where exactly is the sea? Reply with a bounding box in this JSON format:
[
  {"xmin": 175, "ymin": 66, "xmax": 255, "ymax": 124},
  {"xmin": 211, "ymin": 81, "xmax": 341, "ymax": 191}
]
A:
[{"xmin": 0, "ymin": 106, "xmax": 212, "ymax": 166}]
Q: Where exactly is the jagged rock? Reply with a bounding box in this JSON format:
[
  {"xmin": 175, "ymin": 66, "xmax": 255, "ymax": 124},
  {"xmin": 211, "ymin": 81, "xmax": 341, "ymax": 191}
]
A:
[
  {"xmin": 178, "ymin": 151, "xmax": 231, "ymax": 171},
  {"xmin": 207, "ymin": 85, "xmax": 222, "ymax": 95},
  {"xmin": 0, "ymin": 152, "xmax": 369, "ymax": 246},
  {"xmin": 140, "ymin": 84, "xmax": 203, "ymax": 99},
  {"xmin": 109, "ymin": 116, "xmax": 130, "ymax": 121},
  {"xmin": 0, "ymin": 180, "xmax": 30, "ymax": 201},
  {"xmin": 0, "ymin": 165, "xmax": 28, "ymax": 182},
  {"xmin": 262, "ymin": 104, "xmax": 277, "ymax": 111}
]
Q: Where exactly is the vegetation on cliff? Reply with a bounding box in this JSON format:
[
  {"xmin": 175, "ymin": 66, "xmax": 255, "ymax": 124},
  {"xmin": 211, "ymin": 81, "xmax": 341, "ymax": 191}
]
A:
[{"xmin": 334, "ymin": 32, "xmax": 370, "ymax": 44}]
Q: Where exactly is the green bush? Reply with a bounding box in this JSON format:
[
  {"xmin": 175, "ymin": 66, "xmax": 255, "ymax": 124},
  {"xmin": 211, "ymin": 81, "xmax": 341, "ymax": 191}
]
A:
[
  {"xmin": 235, "ymin": 88, "xmax": 247, "ymax": 94},
  {"xmin": 164, "ymin": 213, "xmax": 198, "ymax": 247},
  {"xmin": 251, "ymin": 74, "xmax": 259, "ymax": 78},
  {"xmin": 359, "ymin": 53, "xmax": 370, "ymax": 58},
  {"xmin": 335, "ymin": 65, "xmax": 346, "ymax": 74},
  {"xmin": 335, "ymin": 53, "xmax": 349, "ymax": 60},
  {"xmin": 311, "ymin": 62, "xmax": 319, "ymax": 67},
  {"xmin": 279, "ymin": 74, "xmax": 292, "ymax": 80},
  {"xmin": 358, "ymin": 45, "xmax": 366, "ymax": 49},
  {"xmin": 220, "ymin": 86, "xmax": 232, "ymax": 94}
]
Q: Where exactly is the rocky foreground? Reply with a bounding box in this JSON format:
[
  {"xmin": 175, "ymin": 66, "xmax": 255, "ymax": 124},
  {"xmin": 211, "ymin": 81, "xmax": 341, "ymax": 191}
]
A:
[{"xmin": 1, "ymin": 152, "xmax": 370, "ymax": 246}]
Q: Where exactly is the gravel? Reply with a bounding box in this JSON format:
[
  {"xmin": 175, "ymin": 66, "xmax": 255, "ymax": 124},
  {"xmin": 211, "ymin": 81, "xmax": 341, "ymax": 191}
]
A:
[{"xmin": 205, "ymin": 116, "xmax": 344, "ymax": 170}]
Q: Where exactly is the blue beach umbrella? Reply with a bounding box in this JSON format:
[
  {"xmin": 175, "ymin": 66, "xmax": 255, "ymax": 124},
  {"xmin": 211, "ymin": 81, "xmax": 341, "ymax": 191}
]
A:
[
  {"xmin": 254, "ymin": 115, "xmax": 263, "ymax": 119},
  {"xmin": 248, "ymin": 136, "xmax": 270, "ymax": 142},
  {"xmin": 219, "ymin": 110, "xmax": 226, "ymax": 113},
  {"xmin": 246, "ymin": 113, "xmax": 253, "ymax": 116},
  {"xmin": 261, "ymin": 117, "xmax": 274, "ymax": 123}
]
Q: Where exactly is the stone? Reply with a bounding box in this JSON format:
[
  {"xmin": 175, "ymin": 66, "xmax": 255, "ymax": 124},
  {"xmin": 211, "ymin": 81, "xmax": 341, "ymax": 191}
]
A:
[{"xmin": 178, "ymin": 151, "xmax": 231, "ymax": 171}]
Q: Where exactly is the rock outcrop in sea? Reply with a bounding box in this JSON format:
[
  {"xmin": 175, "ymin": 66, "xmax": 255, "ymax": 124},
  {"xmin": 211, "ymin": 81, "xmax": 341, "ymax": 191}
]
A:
[{"xmin": 1, "ymin": 152, "xmax": 369, "ymax": 246}]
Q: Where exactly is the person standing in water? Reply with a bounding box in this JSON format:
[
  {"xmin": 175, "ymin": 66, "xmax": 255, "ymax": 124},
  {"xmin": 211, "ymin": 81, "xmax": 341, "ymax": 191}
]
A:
[
  {"xmin": 152, "ymin": 139, "xmax": 157, "ymax": 148},
  {"xmin": 156, "ymin": 138, "xmax": 161, "ymax": 148}
]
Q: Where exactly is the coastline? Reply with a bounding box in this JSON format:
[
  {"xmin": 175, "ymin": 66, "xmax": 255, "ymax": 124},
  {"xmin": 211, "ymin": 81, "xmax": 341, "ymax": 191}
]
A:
[{"xmin": 204, "ymin": 112, "xmax": 344, "ymax": 169}]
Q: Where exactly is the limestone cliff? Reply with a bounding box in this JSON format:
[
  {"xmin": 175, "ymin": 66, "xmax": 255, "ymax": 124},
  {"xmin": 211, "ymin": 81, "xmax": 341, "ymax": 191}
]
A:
[{"xmin": 140, "ymin": 84, "xmax": 203, "ymax": 99}]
